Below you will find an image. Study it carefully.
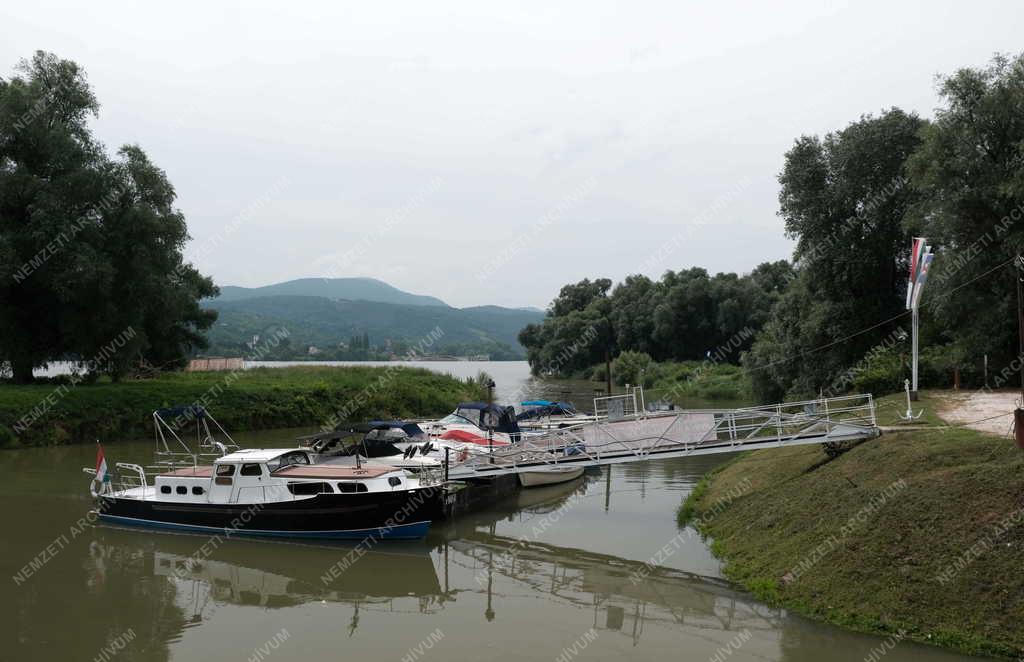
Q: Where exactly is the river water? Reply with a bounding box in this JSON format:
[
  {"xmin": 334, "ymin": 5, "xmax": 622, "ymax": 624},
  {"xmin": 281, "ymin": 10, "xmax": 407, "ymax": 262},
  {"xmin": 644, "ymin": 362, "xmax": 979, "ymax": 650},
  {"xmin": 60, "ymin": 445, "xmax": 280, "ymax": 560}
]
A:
[{"xmin": 2, "ymin": 361, "xmax": 981, "ymax": 661}]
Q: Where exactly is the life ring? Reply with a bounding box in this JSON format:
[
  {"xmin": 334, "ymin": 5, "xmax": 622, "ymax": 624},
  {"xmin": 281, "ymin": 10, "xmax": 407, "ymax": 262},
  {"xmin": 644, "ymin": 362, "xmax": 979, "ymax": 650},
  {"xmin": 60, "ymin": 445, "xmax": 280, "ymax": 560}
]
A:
[
  {"xmin": 89, "ymin": 478, "xmax": 105, "ymax": 498},
  {"xmin": 457, "ymin": 449, "xmax": 469, "ymax": 462}
]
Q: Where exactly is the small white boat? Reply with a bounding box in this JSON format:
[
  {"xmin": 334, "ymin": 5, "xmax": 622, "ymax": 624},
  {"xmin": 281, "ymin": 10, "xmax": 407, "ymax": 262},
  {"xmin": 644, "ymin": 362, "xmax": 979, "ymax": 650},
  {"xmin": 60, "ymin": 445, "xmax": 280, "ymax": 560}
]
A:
[{"xmin": 518, "ymin": 466, "xmax": 585, "ymax": 488}]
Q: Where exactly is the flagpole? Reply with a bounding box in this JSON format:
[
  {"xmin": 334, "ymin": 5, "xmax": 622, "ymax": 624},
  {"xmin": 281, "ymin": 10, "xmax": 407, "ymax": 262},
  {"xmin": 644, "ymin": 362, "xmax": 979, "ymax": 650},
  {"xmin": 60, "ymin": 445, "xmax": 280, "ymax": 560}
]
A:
[{"xmin": 911, "ymin": 307, "xmax": 919, "ymax": 401}]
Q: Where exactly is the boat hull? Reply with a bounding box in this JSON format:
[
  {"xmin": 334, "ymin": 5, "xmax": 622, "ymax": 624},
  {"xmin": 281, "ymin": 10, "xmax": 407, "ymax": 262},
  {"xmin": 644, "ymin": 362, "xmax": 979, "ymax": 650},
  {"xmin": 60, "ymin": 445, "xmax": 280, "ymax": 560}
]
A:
[
  {"xmin": 518, "ymin": 467, "xmax": 585, "ymax": 488},
  {"xmin": 97, "ymin": 487, "xmax": 442, "ymax": 540}
]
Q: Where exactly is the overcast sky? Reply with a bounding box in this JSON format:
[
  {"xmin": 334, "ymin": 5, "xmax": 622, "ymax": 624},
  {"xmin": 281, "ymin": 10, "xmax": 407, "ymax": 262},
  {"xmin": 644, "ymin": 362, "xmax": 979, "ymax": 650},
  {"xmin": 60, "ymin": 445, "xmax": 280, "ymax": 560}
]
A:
[{"xmin": 3, "ymin": 1, "xmax": 1023, "ymax": 308}]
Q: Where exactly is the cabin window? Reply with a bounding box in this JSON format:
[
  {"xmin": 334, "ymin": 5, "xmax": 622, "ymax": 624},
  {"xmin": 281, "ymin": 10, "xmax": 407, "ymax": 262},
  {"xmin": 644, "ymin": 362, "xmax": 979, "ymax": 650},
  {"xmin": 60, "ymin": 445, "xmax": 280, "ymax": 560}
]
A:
[
  {"xmin": 216, "ymin": 464, "xmax": 235, "ymax": 476},
  {"xmin": 336, "ymin": 482, "xmax": 368, "ymax": 494},
  {"xmin": 287, "ymin": 481, "xmax": 331, "ymax": 496},
  {"xmin": 240, "ymin": 463, "xmax": 263, "ymax": 477},
  {"xmin": 160, "ymin": 485, "xmax": 172, "ymax": 494},
  {"xmin": 176, "ymin": 485, "xmax": 187, "ymax": 495},
  {"xmin": 388, "ymin": 477, "xmax": 402, "ymax": 487},
  {"xmin": 192, "ymin": 486, "xmax": 205, "ymax": 495}
]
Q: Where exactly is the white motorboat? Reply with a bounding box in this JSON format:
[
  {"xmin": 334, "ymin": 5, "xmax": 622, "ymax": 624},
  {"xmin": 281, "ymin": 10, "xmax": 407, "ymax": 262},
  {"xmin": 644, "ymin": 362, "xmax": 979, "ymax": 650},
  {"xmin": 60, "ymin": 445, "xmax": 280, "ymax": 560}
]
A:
[
  {"xmin": 517, "ymin": 466, "xmax": 586, "ymax": 488},
  {"xmin": 84, "ymin": 407, "xmax": 440, "ymax": 541}
]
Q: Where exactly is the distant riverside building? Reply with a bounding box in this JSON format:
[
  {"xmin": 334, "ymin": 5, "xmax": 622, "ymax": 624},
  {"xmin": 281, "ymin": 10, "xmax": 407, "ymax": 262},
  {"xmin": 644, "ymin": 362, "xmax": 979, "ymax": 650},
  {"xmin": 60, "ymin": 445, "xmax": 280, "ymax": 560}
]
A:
[{"xmin": 186, "ymin": 357, "xmax": 244, "ymax": 372}]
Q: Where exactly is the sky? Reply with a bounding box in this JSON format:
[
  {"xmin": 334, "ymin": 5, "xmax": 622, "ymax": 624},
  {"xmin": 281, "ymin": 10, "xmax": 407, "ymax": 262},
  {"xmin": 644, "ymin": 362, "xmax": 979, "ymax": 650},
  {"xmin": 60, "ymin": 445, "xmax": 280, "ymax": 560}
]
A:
[{"xmin": 2, "ymin": 1, "xmax": 1023, "ymax": 309}]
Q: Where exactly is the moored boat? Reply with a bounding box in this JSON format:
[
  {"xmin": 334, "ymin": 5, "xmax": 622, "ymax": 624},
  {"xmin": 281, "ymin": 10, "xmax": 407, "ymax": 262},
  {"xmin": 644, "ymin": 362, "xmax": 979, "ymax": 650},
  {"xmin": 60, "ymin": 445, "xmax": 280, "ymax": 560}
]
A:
[
  {"xmin": 517, "ymin": 466, "xmax": 586, "ymax": 488},
  {"xmin": 515, "ymin": 400, "xmax": 596, "ymax": 430},
  {"xmin": 85, "ymin": 408, "xmax": 441, "ymax": 541},
  {"xmin": 419, "ymin": 402, "xmax": 524, "ymax": 446}
]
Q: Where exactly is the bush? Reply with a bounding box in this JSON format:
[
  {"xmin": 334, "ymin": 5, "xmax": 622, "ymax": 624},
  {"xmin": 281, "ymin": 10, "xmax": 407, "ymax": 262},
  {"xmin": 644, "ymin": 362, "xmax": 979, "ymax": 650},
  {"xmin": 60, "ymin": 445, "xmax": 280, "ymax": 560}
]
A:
[
  {"xmin": 850, "ymin": 343, "xmax": 979, "ymax": 396},
  {"xmin": 612, "ymin": 351, "xmax": 653, "ymax": 386}
]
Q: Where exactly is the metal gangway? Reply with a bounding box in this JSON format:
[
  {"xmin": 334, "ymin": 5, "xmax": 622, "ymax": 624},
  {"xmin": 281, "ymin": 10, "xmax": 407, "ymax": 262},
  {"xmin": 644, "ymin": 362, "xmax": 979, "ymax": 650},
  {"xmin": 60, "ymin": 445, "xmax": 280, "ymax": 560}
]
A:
[{"xmin": 446, "ymin": 389, "xmax": 879, "ymax": 481}]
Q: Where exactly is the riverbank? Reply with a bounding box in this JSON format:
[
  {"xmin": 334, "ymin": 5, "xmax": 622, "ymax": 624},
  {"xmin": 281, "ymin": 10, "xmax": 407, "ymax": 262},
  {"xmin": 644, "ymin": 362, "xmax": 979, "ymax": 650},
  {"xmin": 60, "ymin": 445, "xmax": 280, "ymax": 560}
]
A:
[
  {"xmin": 578, "ymin": 358, "xmax": 752, "ymax": 401},
  {"xmin": 679, "ymin": 390, "xmax": 1024, "ymax": 658},
  {"xmin": 0, "ymin": 366, "xmax": 485, "ymax": 448}
]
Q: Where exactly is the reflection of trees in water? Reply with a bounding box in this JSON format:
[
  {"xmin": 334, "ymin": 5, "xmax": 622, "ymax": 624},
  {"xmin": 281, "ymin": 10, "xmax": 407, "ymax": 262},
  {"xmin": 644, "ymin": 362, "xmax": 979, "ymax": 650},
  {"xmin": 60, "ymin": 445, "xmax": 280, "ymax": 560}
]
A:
[
  {"xmin": 6, "ymin": 538, "xmax": 183, "ymax": 662},
  {"xmin": 445, "ymin": 532, "xmax": 784, "ymax": 648},
  {"xmin": 82, "ymin": 515, "xmax": 781, "ymax": 650}
]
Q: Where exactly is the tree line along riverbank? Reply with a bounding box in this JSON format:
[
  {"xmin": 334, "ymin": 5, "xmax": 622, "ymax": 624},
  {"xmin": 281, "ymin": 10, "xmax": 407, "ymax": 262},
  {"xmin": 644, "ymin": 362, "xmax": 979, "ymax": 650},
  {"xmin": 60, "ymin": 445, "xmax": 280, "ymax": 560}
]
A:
[
  {"xmin": 678, "ymin": 390, "xmax": 1024, "ymax": 659},
  {"xmin": 0, "ymin": 366, "xmax": 486, "ymax": 448}
]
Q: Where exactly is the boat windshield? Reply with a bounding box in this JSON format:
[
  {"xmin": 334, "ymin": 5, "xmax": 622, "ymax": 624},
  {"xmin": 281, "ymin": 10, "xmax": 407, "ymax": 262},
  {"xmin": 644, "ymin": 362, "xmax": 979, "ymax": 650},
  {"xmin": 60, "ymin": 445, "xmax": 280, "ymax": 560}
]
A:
[
  {"xmin": 439, "ymin": 412, "xmax": 477, "ymax": 426},
  {"xmin": 266, "ymin": 451, "xmax": 310, "ymax": 472}
]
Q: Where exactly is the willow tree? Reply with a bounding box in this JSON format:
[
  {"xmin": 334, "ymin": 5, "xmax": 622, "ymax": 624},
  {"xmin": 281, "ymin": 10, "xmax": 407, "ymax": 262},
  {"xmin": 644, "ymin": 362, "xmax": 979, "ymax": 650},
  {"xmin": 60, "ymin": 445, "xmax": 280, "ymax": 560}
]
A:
[
  {"xmin": 907, "ymin": 53, "xmax": 1024, "ymax": 378},
  {"xmin": 0, "ymin": 52, "xmax": 216, "ymax": 382},
  {"xmin": 745, "ymin": 108, "xmax": 925, "ymax": 400}
]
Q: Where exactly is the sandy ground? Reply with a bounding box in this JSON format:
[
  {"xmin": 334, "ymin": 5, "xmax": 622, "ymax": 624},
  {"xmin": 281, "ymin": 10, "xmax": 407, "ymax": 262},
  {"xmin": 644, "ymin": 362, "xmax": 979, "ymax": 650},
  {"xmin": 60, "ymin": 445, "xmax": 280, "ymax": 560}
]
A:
[{"xmin": 936, "ymin": 390, "xmax": 1021, "ymax": 436}]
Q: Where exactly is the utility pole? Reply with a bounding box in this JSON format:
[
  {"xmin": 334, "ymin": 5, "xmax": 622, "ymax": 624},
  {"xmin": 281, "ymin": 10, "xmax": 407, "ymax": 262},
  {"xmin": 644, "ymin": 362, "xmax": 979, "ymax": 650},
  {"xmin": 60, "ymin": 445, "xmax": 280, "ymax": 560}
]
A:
[
  {"xmin": 1016, "ymin": 254, "xmax": 1024, "ymax": 401},
  {"xmin": 1015, "ymin": 255, "xmax": 1024, "ymax": 450},
  {"xmin": 605, "ymin": 347, "xmax": 612, "ymax": 397}
]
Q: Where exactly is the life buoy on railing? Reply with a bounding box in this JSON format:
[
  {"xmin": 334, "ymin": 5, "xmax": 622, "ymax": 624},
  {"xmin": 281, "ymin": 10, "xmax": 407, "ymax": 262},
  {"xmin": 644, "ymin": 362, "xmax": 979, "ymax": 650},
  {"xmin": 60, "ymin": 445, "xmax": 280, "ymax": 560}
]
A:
[
  {"xmin": 458, "ymin": 449, "xmax": 469, "ymax": 462},
  {"xmin": 89, "ymin": 478, "xmax": 105, "ymax": 498}
]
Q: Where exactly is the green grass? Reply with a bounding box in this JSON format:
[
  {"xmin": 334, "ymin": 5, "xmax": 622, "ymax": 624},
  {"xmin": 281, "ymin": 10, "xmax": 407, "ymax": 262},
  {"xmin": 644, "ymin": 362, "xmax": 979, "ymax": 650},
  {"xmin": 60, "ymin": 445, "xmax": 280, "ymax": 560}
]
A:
[
  {"xmin": 871, "ymin": 389, "xmax": 951, "ymax": 427},
  {"xmin": 585, "ymin": 360, "xmax": 753, "ymax": 401},
  {"xmin": 684, "ymin": 411, "xmax": 1024, "ymax": 658},
  {"xmin": 0, "ymin": 366, "xmax": 486, "ymax": 448}
]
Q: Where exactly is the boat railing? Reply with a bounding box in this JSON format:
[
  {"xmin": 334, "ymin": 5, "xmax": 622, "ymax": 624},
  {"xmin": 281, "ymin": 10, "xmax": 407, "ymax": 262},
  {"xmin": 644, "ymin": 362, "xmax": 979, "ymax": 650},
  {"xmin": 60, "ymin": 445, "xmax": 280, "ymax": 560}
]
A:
[
  {"xmin": 416, "ymin": 466, "xmax": 444, "ymax": 487},
  {"xmin": 153, "ymin": 407, "xmax": 239, "ymax": 469}
]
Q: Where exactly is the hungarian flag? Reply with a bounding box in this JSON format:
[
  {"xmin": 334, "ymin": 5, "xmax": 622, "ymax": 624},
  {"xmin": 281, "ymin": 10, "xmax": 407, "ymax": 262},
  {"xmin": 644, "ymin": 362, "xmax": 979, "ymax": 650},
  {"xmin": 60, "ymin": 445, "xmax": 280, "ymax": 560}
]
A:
[{"xmin": 95, "ymin": 444, "xmax": 111, "ymax": 487}]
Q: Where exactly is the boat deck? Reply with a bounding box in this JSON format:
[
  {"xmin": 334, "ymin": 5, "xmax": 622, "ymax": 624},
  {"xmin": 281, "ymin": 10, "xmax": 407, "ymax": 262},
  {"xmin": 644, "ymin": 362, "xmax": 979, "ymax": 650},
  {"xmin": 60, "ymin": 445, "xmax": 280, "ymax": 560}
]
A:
[{"xmin": 273, "ymin": 464, "xmax": 395, "ymax": 479}]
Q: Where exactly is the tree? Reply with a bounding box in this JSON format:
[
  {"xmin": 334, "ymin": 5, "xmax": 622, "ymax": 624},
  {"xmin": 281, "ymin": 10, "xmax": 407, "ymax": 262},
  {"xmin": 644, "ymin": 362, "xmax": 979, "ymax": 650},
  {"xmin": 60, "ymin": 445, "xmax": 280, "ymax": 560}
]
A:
[
  {"xmin": 907, "ymin": 53, "xmax": 1024, "ymax": 376},
  {"xmin": 549, "ymin": 278, "xmax": 612, "ymax": 317},
  {"xmin": 521, "ymin": 264, "xmax": 787, "ymax": 377},
  {"xmin": 745, "ymin": 109, "xmax": 924, "ymax": 400},
  {"xmin": 520, "ymin": 279, "xmax": 614, "ymax": 378},
  {"xmin": 0, "ymin": 52, "xmax": 217, "ymax": 382}
]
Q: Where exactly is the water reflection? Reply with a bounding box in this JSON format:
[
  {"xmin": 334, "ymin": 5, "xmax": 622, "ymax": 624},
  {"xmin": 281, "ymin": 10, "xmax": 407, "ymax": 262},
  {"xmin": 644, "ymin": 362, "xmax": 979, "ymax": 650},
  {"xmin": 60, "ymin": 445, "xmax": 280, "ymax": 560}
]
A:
[
  {"xmin": 84, "ymin": 511, "xmax": 778, "ymax": 652},
  {"xmin": 3, "ymin": 433, "xmax": 982, "ymax": 661},
  {"xmin": 56, "ymin": 477, "xmax": 978, "ymax": 662}
]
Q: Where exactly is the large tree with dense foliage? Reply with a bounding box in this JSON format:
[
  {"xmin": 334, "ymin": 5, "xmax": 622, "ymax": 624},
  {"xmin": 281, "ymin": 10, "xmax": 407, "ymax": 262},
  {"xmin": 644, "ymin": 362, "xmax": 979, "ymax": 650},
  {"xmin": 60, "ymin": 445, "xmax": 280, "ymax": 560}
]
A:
[
  {"xmin": 0, "ymin": 52, "xmax": 216, "ymax": 382},
  {"xmin": 907, "ymin": 53, "xmax": 1024, "ymax": 378},
  {"xmin": 744, "ymin": 109, "xmax": 925, "ymax": 400}
]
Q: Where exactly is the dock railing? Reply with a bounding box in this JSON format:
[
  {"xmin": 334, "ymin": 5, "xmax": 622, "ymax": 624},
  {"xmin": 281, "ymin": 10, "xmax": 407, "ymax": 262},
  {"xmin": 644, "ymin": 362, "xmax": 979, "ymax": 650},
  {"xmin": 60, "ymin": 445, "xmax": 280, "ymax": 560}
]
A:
[{"xmin": 447, "ymin": 393, "xmax": 878, "ymax": 479}]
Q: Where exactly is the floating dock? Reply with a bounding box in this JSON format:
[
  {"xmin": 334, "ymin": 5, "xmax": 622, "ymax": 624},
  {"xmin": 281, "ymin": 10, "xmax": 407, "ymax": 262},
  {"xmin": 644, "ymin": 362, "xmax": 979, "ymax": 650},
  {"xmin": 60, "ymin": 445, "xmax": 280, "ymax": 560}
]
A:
[{"xmin": 445, "ymin": 392, "xmax": 879, "ymax": 482}]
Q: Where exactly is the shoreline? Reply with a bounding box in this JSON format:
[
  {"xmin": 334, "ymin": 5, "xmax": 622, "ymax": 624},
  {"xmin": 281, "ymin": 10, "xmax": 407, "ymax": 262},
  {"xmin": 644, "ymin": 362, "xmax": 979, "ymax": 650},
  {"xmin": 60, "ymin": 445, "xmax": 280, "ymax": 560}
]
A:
[
  {"xmin": 0, "ymin": 365, "xmax": 485, "ymax": 448},
  {"xmin": 679, "ymin": 390, "xmax": 1024, "ymax": 659}
]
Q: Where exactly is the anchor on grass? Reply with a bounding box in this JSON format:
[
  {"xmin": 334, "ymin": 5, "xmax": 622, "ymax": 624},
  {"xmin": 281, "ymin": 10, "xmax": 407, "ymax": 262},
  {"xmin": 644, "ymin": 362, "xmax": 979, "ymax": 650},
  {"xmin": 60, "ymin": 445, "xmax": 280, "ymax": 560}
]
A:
[{"xmin": 898, "ymin": 379, "xmax": 923, "ymax": 421}]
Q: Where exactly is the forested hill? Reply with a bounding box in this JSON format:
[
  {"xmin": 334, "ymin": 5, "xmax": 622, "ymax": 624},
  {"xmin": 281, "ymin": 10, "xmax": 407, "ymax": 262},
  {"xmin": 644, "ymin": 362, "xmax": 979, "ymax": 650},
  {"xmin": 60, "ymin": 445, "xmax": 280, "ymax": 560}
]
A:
[
  {"xmin": 216, "ymin": 278, "xmax": 448, "ymax": 307},
  {"xmin": 202, "ymin": 295, "xmax": 543, "ymax": 360}
]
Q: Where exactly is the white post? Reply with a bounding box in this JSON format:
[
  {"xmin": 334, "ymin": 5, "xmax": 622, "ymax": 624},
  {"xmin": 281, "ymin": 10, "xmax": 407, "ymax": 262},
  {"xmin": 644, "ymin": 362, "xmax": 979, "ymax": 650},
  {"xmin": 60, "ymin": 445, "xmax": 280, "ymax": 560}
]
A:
[{"xmin": 911, "ymin": 307, "xmax": 919, "ymax": 400}]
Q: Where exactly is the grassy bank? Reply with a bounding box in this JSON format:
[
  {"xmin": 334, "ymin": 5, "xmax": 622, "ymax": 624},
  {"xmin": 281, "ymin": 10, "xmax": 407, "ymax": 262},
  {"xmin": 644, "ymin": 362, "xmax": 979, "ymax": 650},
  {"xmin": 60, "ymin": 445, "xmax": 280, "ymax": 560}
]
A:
[
  {"xmin": 580, "ymin": 359, "xmax": 753, "ymax": 401},
  {"xmin": 682, "ymin": 390, "xmax": 1024, "ymax": 658},
  {"xmin": 648, "ymin": 361, "xmax": 751, "ymax": 401},
  {"xmin": 0, "ymin": 366, "xmax": 485, "ymax": 448}
]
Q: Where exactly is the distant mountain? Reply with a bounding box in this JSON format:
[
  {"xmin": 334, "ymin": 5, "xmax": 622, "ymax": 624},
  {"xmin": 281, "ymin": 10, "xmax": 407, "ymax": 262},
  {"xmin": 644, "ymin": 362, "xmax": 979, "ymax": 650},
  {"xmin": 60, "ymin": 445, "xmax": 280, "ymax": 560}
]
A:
[
  {"xmin": 202, "ymin": 295, "xmax": 544, "ymax": 360},
  {"xmin": 216, "ymin": 278, "xmax": 448, "ymax": 307}
]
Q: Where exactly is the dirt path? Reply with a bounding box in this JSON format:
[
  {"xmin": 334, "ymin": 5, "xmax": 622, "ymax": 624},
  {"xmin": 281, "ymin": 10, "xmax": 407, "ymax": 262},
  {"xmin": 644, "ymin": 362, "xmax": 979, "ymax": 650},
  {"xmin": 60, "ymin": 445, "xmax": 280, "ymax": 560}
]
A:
[{"xmin": 935, "ymin": 390, "xmax": 1020, "ymax": 436}]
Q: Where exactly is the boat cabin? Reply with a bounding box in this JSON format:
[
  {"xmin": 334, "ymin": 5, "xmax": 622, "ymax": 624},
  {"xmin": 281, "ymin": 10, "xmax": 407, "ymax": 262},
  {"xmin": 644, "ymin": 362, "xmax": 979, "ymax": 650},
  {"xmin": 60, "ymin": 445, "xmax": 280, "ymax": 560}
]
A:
[
  {"xmin": 152, "ymin": 448, "xmax": 409, "ymax": 504},
  {"xmin": 440, "ymin": 403, "xmax": 521, "ymax": 438}
]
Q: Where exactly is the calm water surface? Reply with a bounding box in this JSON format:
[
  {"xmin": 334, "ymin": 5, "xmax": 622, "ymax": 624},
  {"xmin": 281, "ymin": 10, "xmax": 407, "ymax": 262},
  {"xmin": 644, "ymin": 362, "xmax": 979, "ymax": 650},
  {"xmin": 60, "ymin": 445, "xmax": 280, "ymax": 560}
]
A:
[{"xmin": 2, "ymin": 362, "xmax": 981, "ymax": 661}]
